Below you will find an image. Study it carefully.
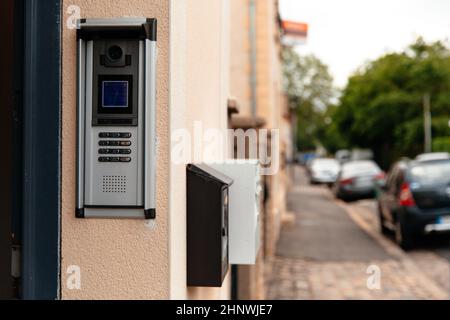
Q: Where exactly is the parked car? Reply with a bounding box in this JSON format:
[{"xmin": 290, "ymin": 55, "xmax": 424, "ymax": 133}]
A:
[
  {"xmin": 308, "ymin": 158, "xmax": 340, "ymax": 185},
  {"xmin": 415, "ymin": 152, "xmax": 450, "ymax": 162},
  {"xmin": 305, "ymin": 156, "xmax": 317, "ymax": 176},
  {"xmin": 333, "ymin": 160, "xmax": 385, "ymax": 201},
  {"xmin": 377, "ymin": 158, "xmax": 450, "ymax": 250},
  {"xmin": 351, "ymin": 149, "xmax": 374, "ymax": 161},
  {"xmin": 297, "ymin": 152, "xmax": 318, "ymax": 166},
  {"xmin": 335, "ymin": 149, "xmax": 351, "ymax": 164}
]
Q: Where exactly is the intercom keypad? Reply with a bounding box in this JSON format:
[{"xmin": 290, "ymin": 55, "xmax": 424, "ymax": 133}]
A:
[{"xmin": 97, "ymin": 132, "xmax": 133, "ymax": 163}]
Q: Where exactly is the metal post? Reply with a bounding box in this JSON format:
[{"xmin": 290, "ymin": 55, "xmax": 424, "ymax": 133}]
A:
[{"xmin": 423, "ymin": 93, "xmax": 432, "ymax": 153}]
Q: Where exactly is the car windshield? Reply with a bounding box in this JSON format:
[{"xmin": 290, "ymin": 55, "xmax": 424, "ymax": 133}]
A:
[
  {"xmin": 341, "ymin": 161, "xmax": 380, "ymax": 178},
  {"xmin": 409, "ymin": 160, "xmax": 450, "ymax": 185},
  {"xmin": 312, "ymin": 159, "xmax": 339, "ymax": 170}
]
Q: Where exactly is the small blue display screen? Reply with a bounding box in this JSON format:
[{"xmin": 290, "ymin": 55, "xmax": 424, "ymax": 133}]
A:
[{"xmin": 102, "ymin": 81, "xmax": 129, "ymax": 108}]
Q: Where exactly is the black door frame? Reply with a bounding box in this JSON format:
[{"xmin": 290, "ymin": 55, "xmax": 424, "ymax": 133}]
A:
[{"xmin": 22, "ymin": 0, "xmax": 61, "ymax": 300}]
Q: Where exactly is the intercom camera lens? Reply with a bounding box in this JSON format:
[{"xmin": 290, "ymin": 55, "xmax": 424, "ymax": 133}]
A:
[{"xmin": 108, "ymin": 45, "xmax": 123, "ymax": 60}]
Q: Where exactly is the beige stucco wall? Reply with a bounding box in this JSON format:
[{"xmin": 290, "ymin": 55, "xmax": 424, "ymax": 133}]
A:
[
  {"xmin": 228, "ymin": 0, "xmax": 287, "ymax": 299},
  {"xmin": 230, "ymin": 0, "xmax": 252, "ymax": 117},
  {"xmin": 169, "ymin": 0, "xmax": 231, "ymax": 300},
  {"xmin": 256, "ymin": 0, "xmax": 280, "ymax": 130},
  {"xmin": 230, "ymin": 0, "xmax": 284, "ymax": 131},
  {"xmin": 256, "ymin": 0, "xmax": 286, "ymax": 259},
  {"xmin": 61, "ymin": 0, "xmax": 170, "ymax": 299}
]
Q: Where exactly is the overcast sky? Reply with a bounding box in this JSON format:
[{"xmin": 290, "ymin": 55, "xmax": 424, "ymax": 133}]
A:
[{"xmin": 279, "ymin": 0, "xmax": 450, "ymax": 88}]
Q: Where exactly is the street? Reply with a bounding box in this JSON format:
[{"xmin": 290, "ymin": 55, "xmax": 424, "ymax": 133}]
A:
[{"xmin": 266, "ymin": 165, "xmax": 450, "ymax": 300}]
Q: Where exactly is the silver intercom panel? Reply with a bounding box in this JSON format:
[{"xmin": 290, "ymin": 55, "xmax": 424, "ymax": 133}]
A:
[{"xmin": 76, "ymin": 18, "xmax": 157, "ymax": 219}]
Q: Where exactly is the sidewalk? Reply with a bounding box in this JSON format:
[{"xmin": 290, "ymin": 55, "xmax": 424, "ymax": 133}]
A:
[{"xmin": 266, "ymin": 166, "xmax": 449, "ymax": 300}]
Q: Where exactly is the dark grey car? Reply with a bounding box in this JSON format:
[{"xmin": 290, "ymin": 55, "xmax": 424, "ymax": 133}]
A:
[
  {"xmin": 377, "ymin": 158, "xmax": 450, "ymax": 250},
  {"xmin": 333, "ymin": 160, "xmax": 385, "ymax": 201}
]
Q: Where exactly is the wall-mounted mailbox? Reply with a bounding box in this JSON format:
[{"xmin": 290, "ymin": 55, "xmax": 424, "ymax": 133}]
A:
[
  {"xmin": 187, "ymin": 164, "xmax": 233, "ymax": 287},
  {"xmin": 209, "ymin": 160, "xmax": 261, "ymax": 264},
  {"xmin": 76, "ymin": 18, "xmax": 157, "ymax": 219}
]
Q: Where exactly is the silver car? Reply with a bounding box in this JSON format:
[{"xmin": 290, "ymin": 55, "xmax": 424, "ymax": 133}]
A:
[
  {"xmin": 333, "ymin": 160, "xmax": 385, "ymax": 201},
  {"xmin": 308, "ymin": 158, "xmax": 340, "ymax": 185}
]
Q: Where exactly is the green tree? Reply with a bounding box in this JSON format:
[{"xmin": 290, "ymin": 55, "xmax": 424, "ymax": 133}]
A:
[
  {"xmin": 282, "ymin": 48, "xmax": 336, "ymax": 151},
  {"xmin": 330, "ymin": 38, "xmax": 450, "ymax": 168},
  {"xmin": 315, "ymin": 105, "xmax": 349, "ymax": 154}
]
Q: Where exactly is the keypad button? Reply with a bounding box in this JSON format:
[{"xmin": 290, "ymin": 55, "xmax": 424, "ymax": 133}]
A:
[
  {"xmin": 109, "ymin": 133, "xmax": 121, "ymax": 138},
  {"xmin": 99, "ymin": 149, "xmax": 109, "ymax": 154},
  {"xmin": 99, "ymin": 132, "xmax": 131, "ymax": 139},
  {"xmin": 119, "ymin": 132, "xmax": 132, "ymax": 138},
  {"xmin": 119, "ymin": 149, "xmax": 131, "ymax": 154},
  {"xmin": 99, "ymin": 141, "xmax": 108, "ymax": 146},
  {"xmin": 98, "ymin": 155, "xmax": 131, "ymax": 163},
  {"xmin": 119, "ymin": 141, "xmax": 132, "ymax": 147}
]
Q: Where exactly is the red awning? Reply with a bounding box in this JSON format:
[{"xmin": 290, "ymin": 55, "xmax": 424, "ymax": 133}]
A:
[{"xmin": 282, "ymin": 20, "xmax": 308, "ymax": 37}]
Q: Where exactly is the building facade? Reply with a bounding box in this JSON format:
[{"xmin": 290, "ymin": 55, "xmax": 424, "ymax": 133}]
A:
[
  {"xmin": 0, "ymin": 0, "xmax": 289, "ymax": 300},
  {"xmin": 229, "ymin": 0, "xmax": 290, "ymax": 300}
]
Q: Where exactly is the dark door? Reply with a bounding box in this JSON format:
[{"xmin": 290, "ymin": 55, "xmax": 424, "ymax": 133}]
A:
[
  {"xmin": 22, "ymin": 0, "xmax": 61, "ymax": 299},
  {"xmin": 0, "ymin": 0, "xmax": 23, "ymax": 299},
  {"xmin": 0, "ymin": 0, "xmax": 61, "ymax": 299}
]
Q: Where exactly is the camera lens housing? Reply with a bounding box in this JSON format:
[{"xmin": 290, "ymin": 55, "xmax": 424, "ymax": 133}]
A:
[{"xmin": 107, "ymin": 45, "xmax": 123, "ymax": 61}]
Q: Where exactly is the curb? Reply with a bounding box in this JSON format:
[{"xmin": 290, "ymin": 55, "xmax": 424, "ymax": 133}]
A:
[{"xmin": 336, "ymin": 198, "xmax": 449, "ymax": 300}]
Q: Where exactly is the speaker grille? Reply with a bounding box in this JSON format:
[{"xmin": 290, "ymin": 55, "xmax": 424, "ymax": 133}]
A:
[{"xmin": 102, "ymin": 175, "xmax": 127, "ymax": 193}]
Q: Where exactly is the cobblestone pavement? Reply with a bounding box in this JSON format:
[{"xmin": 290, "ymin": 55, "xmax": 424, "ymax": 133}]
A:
[{"xmin": 266, "ymin": 166, "xmax": 450, "ymax": 300}]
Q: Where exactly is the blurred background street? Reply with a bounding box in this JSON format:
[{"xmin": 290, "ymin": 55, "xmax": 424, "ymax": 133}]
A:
[
  {"xmin": 264, "ymin": 0, "xmax": 450, "ymax": 300},
  {"xmin": 266, "ymin": 166, "xmax": 450, "ymax": 299}
]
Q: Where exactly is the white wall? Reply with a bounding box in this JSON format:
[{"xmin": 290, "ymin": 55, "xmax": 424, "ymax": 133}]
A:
[{"xmin": 169, "ymin": 0, "xmax": 231, "ymax": 299}]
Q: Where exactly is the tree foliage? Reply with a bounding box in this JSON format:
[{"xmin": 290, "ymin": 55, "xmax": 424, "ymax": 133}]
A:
[
  {"xmin": 327, "ymin": 38, "xmax": 450, "ymax": 168},
  {"xmin": 282, "ymin": 48, "xmax": 336, "ymax": 151}
]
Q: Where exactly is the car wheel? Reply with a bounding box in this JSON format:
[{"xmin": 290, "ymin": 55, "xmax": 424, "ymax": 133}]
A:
[
  {"xmin": 377, "ymin": 204, "xmax": 390, "ymax": 235},
  {"xmin": 394, "ymin": 219, "xmax": 414, "ymax": 250},
  {"xmin": 334, "ymin": 188, "xmax": 341, "ymax": 200}
]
